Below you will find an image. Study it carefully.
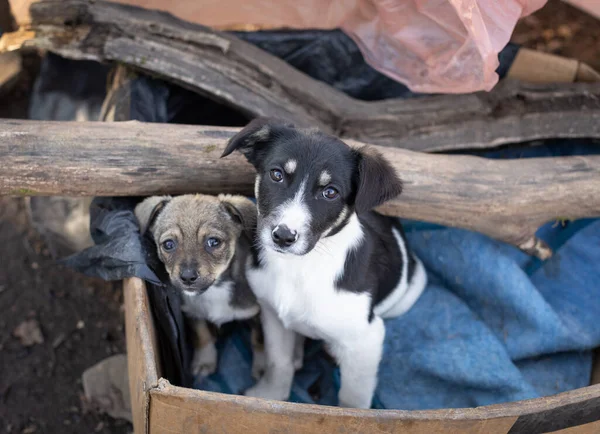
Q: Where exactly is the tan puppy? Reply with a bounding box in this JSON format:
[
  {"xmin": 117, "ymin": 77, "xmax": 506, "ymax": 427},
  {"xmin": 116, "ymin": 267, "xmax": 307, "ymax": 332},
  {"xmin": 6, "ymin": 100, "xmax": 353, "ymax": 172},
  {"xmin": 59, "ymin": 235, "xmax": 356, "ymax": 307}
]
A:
[{"xmin": 135, "ymin": 194, "xmax": 261, "ymax": 376}]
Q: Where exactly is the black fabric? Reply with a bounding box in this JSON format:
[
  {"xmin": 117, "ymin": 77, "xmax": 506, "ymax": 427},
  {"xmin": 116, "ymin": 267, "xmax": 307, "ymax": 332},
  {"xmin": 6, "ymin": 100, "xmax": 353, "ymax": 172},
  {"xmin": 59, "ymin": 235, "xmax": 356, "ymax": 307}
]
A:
[
  {"xmin": 145, "ymin": 276, "xmax": 192, "ymax": 388},
  {"xmin": 234, "ymin": 30, "xmax": 520, "ymax": 100},
  {"xmin": 125, "ymin": 75, "xmax": 248, "ymax": 126},
  {"xmin": 32, "ymin": 52, "xmax": 110, "ymax": 102},
  {"xmin": 63, "ymin": 197, "xmax": 161, "ymax": 284},
  {"xmin": 63, "ymin": 197, "xmax": 192, "ymax": 387},
  {"xmin": 496, "ymin": 43, "xmax": 521, "ymax": 80}
]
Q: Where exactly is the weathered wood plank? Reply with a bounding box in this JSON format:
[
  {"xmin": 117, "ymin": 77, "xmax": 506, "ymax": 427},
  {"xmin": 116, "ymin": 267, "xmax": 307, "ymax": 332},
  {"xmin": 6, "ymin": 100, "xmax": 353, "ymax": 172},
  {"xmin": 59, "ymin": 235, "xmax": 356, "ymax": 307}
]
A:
[
  {"xmin": 149, "ymin": 379, "xmax": 518, "ymax": 434},
  {"xmin": 2, "ymin": 0, "xmax": 600, "ymax": 153},
  {"xmin": 340, "ymin": 81, "xmax": 600, "ymax": 152},
  {"xmin": 2, "ymin": 119, "xmax": 600, "ymax": 259},
  {"xmin": 124, "ymin": 277, "xmax": 161, "ymax": 434}
]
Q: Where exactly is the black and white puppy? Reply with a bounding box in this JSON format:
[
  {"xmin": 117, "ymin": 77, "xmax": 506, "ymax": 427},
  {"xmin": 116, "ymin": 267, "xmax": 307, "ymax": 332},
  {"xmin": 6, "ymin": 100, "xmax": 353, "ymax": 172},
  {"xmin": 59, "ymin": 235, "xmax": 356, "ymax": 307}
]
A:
[{"xmin": 221, "ymin": 118, "xmax": 427, "ymax": 408}]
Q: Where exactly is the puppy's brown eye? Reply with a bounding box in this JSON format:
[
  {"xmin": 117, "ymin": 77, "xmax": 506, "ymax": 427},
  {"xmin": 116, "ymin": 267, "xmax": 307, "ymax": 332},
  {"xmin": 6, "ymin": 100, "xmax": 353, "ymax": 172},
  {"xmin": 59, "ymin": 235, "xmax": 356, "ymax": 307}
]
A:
[
  {"xmin": 322, "ymin": 187, "xmax": 339, "ymax": 200},
  {"xmin": 270, "ymin": 169, "xmax": 283, "ymax": 182},
  {"xmin": 206, "ymin": 237, "xmax": 221, "ymax": 248},
  {"xmin": 162, "ymin": 239, "xmax": 176, "ymax": 251}
]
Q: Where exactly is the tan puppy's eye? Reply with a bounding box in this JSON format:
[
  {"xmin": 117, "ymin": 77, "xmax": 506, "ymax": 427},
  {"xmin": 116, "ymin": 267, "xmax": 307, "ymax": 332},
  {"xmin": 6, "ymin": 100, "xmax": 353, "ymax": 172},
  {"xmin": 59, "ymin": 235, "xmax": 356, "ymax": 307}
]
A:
[
  {"xmin": 162, "ymin": 239, "xmax": 177, "ymax": 251},
  {"xmin": 206, "ymin": 237, "xmax": 221, "ymax": 249}
]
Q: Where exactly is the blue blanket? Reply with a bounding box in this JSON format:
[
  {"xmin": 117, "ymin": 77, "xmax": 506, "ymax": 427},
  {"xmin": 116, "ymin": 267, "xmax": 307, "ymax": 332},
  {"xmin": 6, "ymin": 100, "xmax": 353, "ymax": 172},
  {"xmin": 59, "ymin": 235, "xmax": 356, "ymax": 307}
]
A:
[{"xmin": 195, "ymin": 141, "xmax": 600, "ymax": 409}]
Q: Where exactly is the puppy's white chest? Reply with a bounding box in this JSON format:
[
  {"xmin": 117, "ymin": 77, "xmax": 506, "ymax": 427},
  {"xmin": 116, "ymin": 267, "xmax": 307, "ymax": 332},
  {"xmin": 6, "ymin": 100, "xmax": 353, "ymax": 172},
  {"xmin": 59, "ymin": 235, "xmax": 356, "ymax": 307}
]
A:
[
  {"xmin": 248, "ymin": 235, "xmax": 371, "ymax": 340},
  {"xmin": 181, "ymin": 281, "xmax": 256, "ymax": 326}
]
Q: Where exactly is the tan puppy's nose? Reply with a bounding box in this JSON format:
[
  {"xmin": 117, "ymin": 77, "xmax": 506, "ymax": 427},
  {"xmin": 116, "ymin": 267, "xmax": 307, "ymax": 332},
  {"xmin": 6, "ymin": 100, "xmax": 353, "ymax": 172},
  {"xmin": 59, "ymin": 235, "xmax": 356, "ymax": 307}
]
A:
[{"xmin": 180, "ymin": 268, "xmax": 199, "ymax": 285}]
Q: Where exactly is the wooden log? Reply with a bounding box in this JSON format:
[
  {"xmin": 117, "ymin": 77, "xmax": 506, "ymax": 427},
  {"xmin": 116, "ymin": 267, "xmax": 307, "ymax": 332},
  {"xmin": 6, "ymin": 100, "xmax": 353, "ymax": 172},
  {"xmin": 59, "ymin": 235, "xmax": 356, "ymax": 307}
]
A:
[
  {"xmin": 2, "ymin": 119, "xmax": 600, "ymax": 259},
  {"xmin": 2, "ymin": 0, "xmax": 600, "ymax": 153}
]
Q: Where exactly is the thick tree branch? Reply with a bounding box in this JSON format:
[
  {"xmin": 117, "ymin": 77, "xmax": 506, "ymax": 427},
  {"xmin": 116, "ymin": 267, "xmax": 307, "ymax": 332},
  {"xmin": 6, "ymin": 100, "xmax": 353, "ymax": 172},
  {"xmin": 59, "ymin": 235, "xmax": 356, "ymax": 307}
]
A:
[
  {"xmin": 1, "ymin": 0, "xmax": 600, "ymax": 152},
  {"xmin": 2, "ymin": 119, "xmax": 599, "ymax": 259}
]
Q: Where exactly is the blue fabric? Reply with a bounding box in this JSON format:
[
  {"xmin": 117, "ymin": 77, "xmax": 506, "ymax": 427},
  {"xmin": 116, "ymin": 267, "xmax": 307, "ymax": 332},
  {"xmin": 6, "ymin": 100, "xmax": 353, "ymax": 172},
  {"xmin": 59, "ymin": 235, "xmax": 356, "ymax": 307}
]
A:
[{"xmin": 194, "ymin": 140, "xmax": 600, "ymax": 409}]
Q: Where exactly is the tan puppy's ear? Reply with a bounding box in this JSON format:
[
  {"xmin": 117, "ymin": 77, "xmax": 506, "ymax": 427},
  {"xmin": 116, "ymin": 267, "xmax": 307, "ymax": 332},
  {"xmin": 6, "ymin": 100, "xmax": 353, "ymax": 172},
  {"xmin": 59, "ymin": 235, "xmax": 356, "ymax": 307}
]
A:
[
  {"xmin": 134, "ymin": 196, "xmax": 171, "ymax": 234},
  {"xmin": 218, "ymin": 194, "xmax": 257, "ymax": 238}
]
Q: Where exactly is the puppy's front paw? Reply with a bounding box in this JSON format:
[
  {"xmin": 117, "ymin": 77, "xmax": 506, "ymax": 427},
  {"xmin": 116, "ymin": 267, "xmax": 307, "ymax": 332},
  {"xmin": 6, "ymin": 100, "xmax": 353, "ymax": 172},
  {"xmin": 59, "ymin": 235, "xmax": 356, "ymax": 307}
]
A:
[
  {"xmin": 251, "ymin": 350, "xmax": 266, "ymax": 380},
  {"xmin": 338, "ymin": 388, "xmax": 372, "ymax": 409},
  {"xmin": 191, "ymin": 344, "xmax": 218, "ymax": 377},
  {"xmin": 245, "ymin": 379, "xmax": 289, "ymax": 402}
]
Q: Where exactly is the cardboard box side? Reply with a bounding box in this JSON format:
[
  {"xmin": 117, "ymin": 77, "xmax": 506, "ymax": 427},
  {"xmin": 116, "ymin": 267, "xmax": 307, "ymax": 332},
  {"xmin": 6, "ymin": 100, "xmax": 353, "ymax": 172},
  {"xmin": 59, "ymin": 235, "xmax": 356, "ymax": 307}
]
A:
[
  {"xmin": 507, "ymin": 48, "xmax": 600, "ymax": 83},
  {"xmin": 147, "ymin": 380, "xmax": 600, "ymax": 434},
  {"xmin": 148, "ymin": 382, "xmax": 518, "ymax": 434},
  {"xmin": 124, "ymin": 278, "xmax": 160, "ymax": 434}
]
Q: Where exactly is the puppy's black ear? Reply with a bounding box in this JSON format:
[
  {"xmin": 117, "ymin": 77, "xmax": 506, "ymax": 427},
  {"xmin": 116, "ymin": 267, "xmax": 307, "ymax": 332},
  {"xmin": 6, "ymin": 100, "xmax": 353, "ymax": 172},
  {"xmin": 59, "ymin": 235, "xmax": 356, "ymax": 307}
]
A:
[
  {"xmin": 135, "ymin": 196, "xmax": 171, "ymax": 234},
  {"xmin": 219, "ymin": 194, "xmax": 257, "ymax": 239},
  {"xmin": 354, "ymin": 147, "xmax": 402, "ymax": 214},
  {"xmin": 220, "ymin": 117, "xmax": 294, "ymax": 166}
]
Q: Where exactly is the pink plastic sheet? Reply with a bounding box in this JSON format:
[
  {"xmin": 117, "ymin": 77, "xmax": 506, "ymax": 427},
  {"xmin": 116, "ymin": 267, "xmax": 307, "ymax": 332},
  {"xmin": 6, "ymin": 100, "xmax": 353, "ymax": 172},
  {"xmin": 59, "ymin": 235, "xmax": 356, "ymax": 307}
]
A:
[{"xmin": 116, "ymin": 0, "xmax": 547, "ymax": 93}]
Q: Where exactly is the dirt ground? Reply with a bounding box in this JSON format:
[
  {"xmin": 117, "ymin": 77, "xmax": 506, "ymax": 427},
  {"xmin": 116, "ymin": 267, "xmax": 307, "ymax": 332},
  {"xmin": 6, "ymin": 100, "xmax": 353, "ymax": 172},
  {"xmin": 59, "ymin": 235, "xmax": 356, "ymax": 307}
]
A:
[
  {"xmin": 0, "ymin": 1, "xmax": 599, "ymax": 433},
  {"xmin": 0, "ymin": 198, "xmax": 130, "ymax": 434}
]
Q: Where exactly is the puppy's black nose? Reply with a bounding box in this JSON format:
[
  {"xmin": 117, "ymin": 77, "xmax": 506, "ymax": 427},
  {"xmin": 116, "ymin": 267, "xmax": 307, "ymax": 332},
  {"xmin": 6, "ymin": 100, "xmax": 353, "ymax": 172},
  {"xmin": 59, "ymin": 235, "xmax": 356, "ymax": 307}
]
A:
[
  {"xmin": 180, "ymin": 268, "xmax": 199, "ymax": 285},
  {"xmin": 272, "ymin": 225, "xmax": 298, "ymax": 247}
]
